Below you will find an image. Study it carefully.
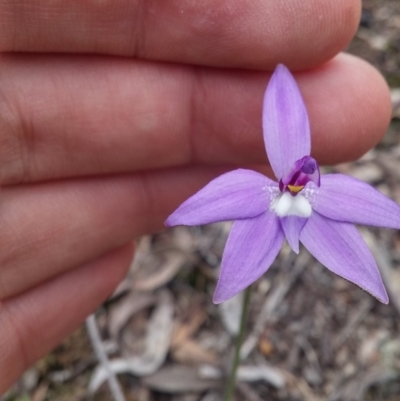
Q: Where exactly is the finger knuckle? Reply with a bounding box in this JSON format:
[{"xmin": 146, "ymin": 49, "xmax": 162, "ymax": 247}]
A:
[{"xmin": 0, "ymin": 82, "xmax": 33, "ymax": 185}]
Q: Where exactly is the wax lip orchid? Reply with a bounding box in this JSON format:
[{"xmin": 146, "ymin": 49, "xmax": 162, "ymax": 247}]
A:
[{"xmin": 166, "ymin": 64, "xmax": 400, "ymax": 305}]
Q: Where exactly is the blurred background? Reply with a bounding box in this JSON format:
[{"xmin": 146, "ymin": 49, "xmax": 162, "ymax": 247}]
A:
[{"xmin": 4, "ymin": 0, "xmax": 400, "ymax": 400}]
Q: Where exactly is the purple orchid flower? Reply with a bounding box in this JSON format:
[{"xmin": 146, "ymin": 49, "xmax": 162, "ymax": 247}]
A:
[{"xmin": 166, "ymin": 65, "xmax": 400, "ymax": 305}]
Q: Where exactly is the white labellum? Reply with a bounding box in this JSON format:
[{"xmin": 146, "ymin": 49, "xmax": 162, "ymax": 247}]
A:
[{"xmin": 270, "ymin": 192, "xmax": 312, "ymax": 218}]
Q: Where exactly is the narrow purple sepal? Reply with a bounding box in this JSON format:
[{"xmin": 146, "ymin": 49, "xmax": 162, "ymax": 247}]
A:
[
  {"xmin": 262, "ymin": 65, "xmax": 311, "ymax": 180},
  {"xmin": 213, "ymin": 211, "xmax": 284, "ymax": 304},
  {"xmin": 165, "ymin": 169, "xmax": 277, "ymax": 227},
  {"xmin": 314, "ymin": 174, "xmax": 400, "ymax": 229},
  {"xmin": 300, "ymin": 212, "xmax": 389, "ymax": 304},
  {"xmin": 280, "ymin": 216, "xmax": 307, "ymax": 254}
]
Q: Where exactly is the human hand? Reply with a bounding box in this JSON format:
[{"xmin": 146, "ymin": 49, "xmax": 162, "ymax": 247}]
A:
[{"xmin": 0, "ymin": 0, "xmax": 392, "ymax": 392}]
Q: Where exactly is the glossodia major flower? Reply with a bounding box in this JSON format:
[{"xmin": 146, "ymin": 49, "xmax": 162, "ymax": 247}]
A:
[{"xmin": 166, "ymin": 65, "xmax": 400, "ymax": 305}]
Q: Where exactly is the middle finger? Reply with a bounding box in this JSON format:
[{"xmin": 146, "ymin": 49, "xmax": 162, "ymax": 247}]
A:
[{"xmin": 0, "ymin": 53, "xmax": 391, "ymax": 185}]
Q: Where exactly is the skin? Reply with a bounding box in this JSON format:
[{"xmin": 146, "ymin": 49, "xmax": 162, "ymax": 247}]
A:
[{"xmin": 0, "ymin": 0, "xmax": 393, "ymax": 392}]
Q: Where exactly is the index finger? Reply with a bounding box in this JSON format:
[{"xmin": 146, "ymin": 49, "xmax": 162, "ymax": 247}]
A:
[{"xmin": 0, "ymin": 0, "xmax": 361, "ymax": 70}]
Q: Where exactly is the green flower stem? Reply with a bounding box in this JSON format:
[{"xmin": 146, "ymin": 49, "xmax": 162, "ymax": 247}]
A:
[{"xmin": 223, "ymin": 286, "xmax": 251, "ymax": 401}]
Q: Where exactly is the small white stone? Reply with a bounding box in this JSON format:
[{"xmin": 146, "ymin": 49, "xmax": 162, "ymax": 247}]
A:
[{"xmin": 271, "ymin": 192, "xmax": 312, "ymax": 218}]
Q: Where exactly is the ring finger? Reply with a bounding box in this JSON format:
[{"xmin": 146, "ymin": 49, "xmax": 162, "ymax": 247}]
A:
[{"xmin": 0, "ymin": 166, "xmax": 225, "ymax": 299}]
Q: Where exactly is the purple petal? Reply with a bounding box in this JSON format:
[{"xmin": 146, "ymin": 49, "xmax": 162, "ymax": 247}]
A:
[
  {"xmin": 262, "ymin": 65, "xmax": 311, "ymax": 180},
  {"xmin": 280, "ymin": 216, "xmax": 307, "ymax": 253},
  {"xmin": 213, "ymin": 211, "xmax": 284, "ymax": 303},
  {"xmin": 300, "ymin": 212, "xmax": 388, "ymax": 304},
  {"xmin": 166, "ymin": 169, "xmax": 277, "ymax": 226},
  {"xmin": 314, "ymin": 174, "xmax": 400, "ymax": 229}
]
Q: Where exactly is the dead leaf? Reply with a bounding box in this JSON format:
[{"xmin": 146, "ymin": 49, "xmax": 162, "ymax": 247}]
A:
[
  {"xmin": 391, "ymin": 88, "xmax": 400, "ymax": 119},
  {"xmin": 356, "ymin": 27, "xmax": 389, "ymax": 50},
  {"xmin": 89, "ymin": 290, "xmax": 174, "ymax": 393},
  {"xmin": 133, "ymin": 249, "xmax": 189, "ymax": 291},
  {"xmin": 199, "ymin": 364, "xmax": 285, "ymax": 389},
  {"xmin": 258, "ymin": 337, "xmax": 274, "ymax": 357},
  {"xmin": 171, "ymin": 339, "xmax": 218, "ymax": 365},
  {"xmin": 123, "ymin": 290, "xmax": 174, "ymax": 374},
  {"xmin": 237, "ymin": 366, "xmax": 285, "ymax": 388},
  {"xmin": 108, "ymin": 292, "xmax": 156, "ymax": 340},
  {"xmin": 171, "ymin": 307, "xmax": 207, "ymax": 348},
  {"xmin": 32, "ymin": 383, "xmax": 49, "ymax": 401},
  {"xmin": 143, "ymin": 365, "xmax": 220, "ymax": 393},
  {"xmin": 218, "ymin": 292, "xmax": 243, "ymax": 336}
]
